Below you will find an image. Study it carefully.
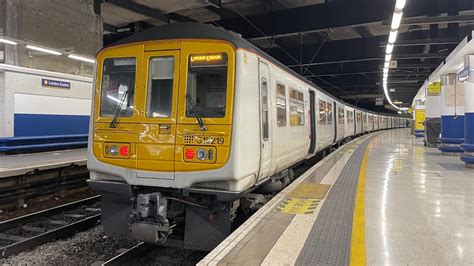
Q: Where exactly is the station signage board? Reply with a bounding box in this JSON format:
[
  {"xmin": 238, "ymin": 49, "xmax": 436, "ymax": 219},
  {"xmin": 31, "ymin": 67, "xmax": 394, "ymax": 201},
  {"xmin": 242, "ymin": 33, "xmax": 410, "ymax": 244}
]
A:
[{"xmin": 41, "ymin": 78, "xmax": 70, "ymax": 89}]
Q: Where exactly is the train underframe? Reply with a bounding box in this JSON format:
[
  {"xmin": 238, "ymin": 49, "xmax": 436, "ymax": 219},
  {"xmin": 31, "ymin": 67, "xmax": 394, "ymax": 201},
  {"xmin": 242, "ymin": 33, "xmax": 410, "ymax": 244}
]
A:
[{"xmin": 88, "ymin": 179, "xmax": 272, "ymax": 251}]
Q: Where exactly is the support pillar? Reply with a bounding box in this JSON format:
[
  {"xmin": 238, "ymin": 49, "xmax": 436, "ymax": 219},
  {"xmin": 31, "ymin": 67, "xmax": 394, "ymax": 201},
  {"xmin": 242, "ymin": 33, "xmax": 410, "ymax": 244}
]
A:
[
  {"xmin": 439, "ymin": 73, "xmax": 464, "ymax": 154},
  {"xmin": 460, "ymin": 55, "xmax": 474, "ymax": 167},
  {"xmin": 424, "ymin": 82, "xmax": 441, "ymax": 147}
]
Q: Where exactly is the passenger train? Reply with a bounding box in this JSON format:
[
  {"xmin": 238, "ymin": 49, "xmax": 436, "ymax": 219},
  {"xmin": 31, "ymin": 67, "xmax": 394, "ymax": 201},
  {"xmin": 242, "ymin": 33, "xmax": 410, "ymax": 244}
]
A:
[{"xmin": 87, "ymin": 23, "xmax": 408, "ymax": 250}]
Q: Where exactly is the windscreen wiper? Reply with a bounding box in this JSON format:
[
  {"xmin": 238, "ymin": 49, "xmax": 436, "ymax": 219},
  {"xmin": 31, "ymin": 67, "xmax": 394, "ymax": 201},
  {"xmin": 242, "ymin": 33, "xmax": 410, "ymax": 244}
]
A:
[
  {"xmin": 109, "ymin": 90, "xmax": 128, "ymax": 128},
  {"xmin": 186, "ymin": 94, "xmax": 207, "ymax": 131}
]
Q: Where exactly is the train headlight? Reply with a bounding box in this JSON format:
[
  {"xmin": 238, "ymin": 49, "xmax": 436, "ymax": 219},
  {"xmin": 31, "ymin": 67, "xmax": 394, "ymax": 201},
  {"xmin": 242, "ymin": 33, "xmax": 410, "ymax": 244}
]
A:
[
  {"xmin": 196, "ymin": 148, "xmax": 207, "ymax": 161},
  {"xmin": 110, "ymin": 145, "xmax": 119, "ymax": 156}
]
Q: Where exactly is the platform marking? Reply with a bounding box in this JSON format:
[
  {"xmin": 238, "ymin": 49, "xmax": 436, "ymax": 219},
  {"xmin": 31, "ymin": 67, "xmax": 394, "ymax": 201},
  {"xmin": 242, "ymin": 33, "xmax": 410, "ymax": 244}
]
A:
[
  {"xmin": 277, "ymin": 184, "xmax": 331, "ymax": 214},
  {"xmin": 350, "ymin": 146, "xmax": 368, "ymax": 265},
  {"xmin": 277, "ymin": 198, "xmax": 320, "ymax": 214}
]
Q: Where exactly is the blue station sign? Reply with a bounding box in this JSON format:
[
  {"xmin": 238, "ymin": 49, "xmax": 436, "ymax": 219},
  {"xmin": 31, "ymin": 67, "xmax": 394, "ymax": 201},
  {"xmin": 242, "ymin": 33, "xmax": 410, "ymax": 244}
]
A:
[{"xmin": 41, "ymin": 78, "xmax": 71, "ymax": 89}]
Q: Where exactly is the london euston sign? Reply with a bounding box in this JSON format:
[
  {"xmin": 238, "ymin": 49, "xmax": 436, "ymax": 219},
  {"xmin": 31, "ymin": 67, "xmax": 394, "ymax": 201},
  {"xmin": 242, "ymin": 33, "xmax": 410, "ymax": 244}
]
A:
[{"xmin": 41, "ymin": 78, "xmax": 71, "ymax": 89}]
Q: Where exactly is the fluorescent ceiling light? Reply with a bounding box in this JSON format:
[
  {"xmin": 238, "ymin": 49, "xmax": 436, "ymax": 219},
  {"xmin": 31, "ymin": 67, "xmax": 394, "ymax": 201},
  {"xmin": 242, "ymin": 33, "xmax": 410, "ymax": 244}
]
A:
[
  {"xmin": 391, "ymin": 11, "xmax": 403, "ymax": 30},
  {"xmin": 395, "ymin": 0, "xmax": 406, "ymax": 10},
  {"xmin": 383, "ymin": 68, "xmax": 389, "ymax": 74},
  {"xmin": 388, "ymin": 30, "xmax": 398, "ymax": 44},
  {"xmin": 385, "ymin": 54, "xmax": 392, "ymax": 62},
  {"xmin": 0, "ymin": 38, "xmax": 18, "ymax": 45},
  {"xmin": 386, "ymin": 43, "xmax": 394, "ymax": 54},
  {"xmin": 26, "ymin": 45, "xmax": 62, "ymax": 55},
  {"xmin": 68, "ymin": 54, "xmax": 95, "ymax": 63},
  {"xmin": 383, "ymin": 73, "xmax": 388, "ymax": 78},
  {"xmin": 384, "ymin": 61, "xmax": 390, "ymax": 68}
]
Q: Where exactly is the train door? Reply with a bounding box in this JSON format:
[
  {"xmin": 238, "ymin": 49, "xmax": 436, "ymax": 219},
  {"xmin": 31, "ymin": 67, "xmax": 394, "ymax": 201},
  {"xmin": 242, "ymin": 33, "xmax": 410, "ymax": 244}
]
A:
[
  {"xmin": 308, "ymin": 90, "xmax": 316, "ymax": 153},
  {"xmin": 137, "ymin": 50, "xmax": 180, "ymax": 179},
  {"xmin": 257, "ymin": 61, "xmax": 272, "ymax": 180}
]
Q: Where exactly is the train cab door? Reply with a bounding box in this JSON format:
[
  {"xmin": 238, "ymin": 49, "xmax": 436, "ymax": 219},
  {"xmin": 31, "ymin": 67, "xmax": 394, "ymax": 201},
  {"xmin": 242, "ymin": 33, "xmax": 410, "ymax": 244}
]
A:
[
  {"xmin": 257, "ymin": 61, "xmax": 272, "ymax": 181},
  {"xmin": 136, "ymin": 50, "xmax": 181, "ymax": 179}
]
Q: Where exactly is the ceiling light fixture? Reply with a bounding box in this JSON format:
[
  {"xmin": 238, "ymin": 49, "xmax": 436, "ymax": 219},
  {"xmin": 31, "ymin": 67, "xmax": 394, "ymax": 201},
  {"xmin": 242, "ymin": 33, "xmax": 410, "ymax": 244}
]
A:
[
  {"xmin": 68, "ymin": 54, "xmax": 95, "ymax": 63},
  {"xmin": 0, "ymin": 38, "xmax": 18, "ymax": 45},
  {"xmin": 388, "ymin": 30, "xmax": 398, "ymax": 44},
  {"xmin": 395, "ymin": 0, "xmax": 407, "ymax": 10},
  {"xmin": 391, "ymin": 11, "xmax": 403, "ymax": 30},
  {"xmin": 26, "ymin": 45, "xmax": 62, "ymax": 55},
  {"xmin": 386, "ymin": 43, "xmax": 394, "ymax": 54},
  {"xmin": 385, "ymin": 54, "xmax": 392, "ymax": 62}
]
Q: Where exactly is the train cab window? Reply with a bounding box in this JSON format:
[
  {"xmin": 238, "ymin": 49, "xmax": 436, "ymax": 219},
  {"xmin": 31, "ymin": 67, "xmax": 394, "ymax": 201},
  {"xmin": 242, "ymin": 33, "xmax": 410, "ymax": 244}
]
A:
[
  {"xmin": 289, "ymin": 88, "xmax": 305, "ymax": 126},
  {"xmin": 318, "ymin": 99, "xmax": 326, "ymax": 125},
  {"xmin": 146, "ymin": 56, "xmax": 174, "ymax": 118},
  {"xmin": 186, "ymin": 53, "xmax": 228, "ymax": 118},
  {"xmin": 100, "ymin": 57, "xmax": 136, "ymax": 117},
  {"xmin": 327, "ymin": 103, "xmax": 333, "ymax": 124},
  {"xmin": 276, "ymin": 83, "xmax": 287, "ymax": 126}
]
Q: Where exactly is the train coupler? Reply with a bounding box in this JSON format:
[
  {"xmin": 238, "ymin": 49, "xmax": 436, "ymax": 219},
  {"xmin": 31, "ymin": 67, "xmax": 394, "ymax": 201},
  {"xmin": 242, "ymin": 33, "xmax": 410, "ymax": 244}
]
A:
[{"xmin": 130, "ymin": 192, "xmax": 171, "ymax": 244}]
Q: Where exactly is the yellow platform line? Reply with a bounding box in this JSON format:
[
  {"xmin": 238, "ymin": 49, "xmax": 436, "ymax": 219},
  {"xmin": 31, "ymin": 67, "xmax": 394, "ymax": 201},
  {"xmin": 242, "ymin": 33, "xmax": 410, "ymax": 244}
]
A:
[{"xmin": 350, "ymin": 147, "xmax": 369, "ymax": 266}]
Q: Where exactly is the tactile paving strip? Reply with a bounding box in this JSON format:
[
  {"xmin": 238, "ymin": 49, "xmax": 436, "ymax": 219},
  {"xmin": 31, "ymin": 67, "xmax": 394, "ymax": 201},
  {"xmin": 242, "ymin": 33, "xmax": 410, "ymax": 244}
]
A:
[{"xmin": 296, "ymin": 137, "xmax": 374, "ymax": 266}]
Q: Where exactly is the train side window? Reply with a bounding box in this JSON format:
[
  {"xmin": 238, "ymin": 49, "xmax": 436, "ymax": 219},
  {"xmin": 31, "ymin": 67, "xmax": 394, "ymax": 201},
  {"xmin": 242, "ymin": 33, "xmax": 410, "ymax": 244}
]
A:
[
  {"xmin": 338, "ymin": 107, "xmax": 344, "ymax": 124},
  {"xmin": 289, "ymin": 88, "xmax": 305, "ymax": 126},
  {"xmin": 146, "ymin": 56, "xmax": 174, "ymax": 118},
  {"xmin": 261, "ymin": 78, "xmax": 269, "ymax": 140},
  {"xmin": 346, "ymin": 110, "xmax": 351, "ymax": 123},
  {"xmin": 327, "ymin": 103, "xmax": 333, "ymax": 124},
  {"xmin": 276, "ymin": 83, "xmax": 287, "ymax": 126},
  {"xmin": 318, "ymin": 99, "xmax": 326, "ymax": 125}
]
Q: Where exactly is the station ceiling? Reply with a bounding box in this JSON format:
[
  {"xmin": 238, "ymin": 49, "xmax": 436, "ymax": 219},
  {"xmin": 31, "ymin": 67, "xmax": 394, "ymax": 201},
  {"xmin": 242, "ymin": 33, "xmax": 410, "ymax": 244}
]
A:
[{"xmin": 95, "ymin": 0, "xmax": 474, "ymax": 112}]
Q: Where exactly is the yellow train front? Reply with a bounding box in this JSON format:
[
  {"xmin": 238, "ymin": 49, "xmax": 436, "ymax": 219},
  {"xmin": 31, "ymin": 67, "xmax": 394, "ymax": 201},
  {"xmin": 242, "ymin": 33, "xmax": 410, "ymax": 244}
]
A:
[{"xmin": 88, "ymin": 23, "xmax": 263, "ymax": 251}]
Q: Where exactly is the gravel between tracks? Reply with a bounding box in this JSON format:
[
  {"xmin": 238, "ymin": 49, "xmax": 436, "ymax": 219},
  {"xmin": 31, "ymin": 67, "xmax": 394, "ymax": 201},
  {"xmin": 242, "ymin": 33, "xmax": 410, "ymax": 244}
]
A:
[
  {"xmin": 0, "ymin": 226, "xmax": 138, "ymax": 265},
  {"xmin": 0, "ymin": 225, "xmax": 207, "ymax": 265}
]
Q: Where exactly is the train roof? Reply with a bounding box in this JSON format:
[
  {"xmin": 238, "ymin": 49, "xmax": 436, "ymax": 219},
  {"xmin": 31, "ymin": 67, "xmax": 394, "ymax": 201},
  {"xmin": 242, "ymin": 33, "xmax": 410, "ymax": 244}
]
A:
[{"xmin": 106, "ymin": 23, "xmax": 400, "ymax": 118}]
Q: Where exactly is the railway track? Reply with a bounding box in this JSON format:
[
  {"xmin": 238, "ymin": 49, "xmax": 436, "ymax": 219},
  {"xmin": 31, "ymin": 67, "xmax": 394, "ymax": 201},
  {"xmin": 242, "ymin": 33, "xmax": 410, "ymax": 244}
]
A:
[
  {"xmin": 101, "ymin": 242, "xmax": 155, "ymax": 266},
  {"xmin": 0, "ymin": 195, "xmax": 101, "ymax": 258}
]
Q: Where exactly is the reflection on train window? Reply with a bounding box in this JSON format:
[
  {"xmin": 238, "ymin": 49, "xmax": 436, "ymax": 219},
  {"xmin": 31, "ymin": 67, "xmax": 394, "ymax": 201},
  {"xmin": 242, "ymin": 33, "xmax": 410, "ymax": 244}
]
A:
[
  {"xmin": 100, "ymin": 57, "xmax": 136, "ymax": 117},
  {"xmin": 276, "ymin": 83, "xmax": 287, "ymax": 126},
  {"xmin": 363, "ymin": 113, "xmax": 367, "ymax": 123},
  {"xmin": 338, "ymin": 107, "xmax": 345, "ymax": 124},
  {"xmin": 356, "ymin": 112, "xmax": 361, "ymax": 122},
  {"xmin": 146, "ymin": 56, "xmax": 174, "ymax": 118},
  {"xmin": 186, "ymin": 53, "xmax": 228, "ymax": 118},
  {"xmin": 327, "ymin": 103, "xmax": 333, "ymax": 124},
  {"xmin": 318, "ymin": 99, "xmax": 326, "ymax": 125},
  {"xmin": 289, "ymin": 88, "xmax": 304, "ymax": 126},
  {"xmin": 369, "ymin": 115, "xmax": 374, "ymax": 123}
]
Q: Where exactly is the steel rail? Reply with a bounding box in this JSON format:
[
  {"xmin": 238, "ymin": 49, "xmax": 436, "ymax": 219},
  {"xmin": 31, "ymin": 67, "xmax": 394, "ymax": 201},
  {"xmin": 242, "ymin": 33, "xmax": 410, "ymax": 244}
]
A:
[{"xmin": 101, "ymin": 242, "xmax": 155, "ymax": 266}]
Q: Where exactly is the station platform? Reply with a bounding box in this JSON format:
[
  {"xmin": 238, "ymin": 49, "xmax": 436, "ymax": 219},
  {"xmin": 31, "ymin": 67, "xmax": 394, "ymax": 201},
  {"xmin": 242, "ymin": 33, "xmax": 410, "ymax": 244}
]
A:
[
  {"xmin": 199, "ymin": 128, "xmax": 474, "ymax": 265},
  {"xmin": 0, "ymin": 149, "xmax": 87, "ymax": 178}
]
